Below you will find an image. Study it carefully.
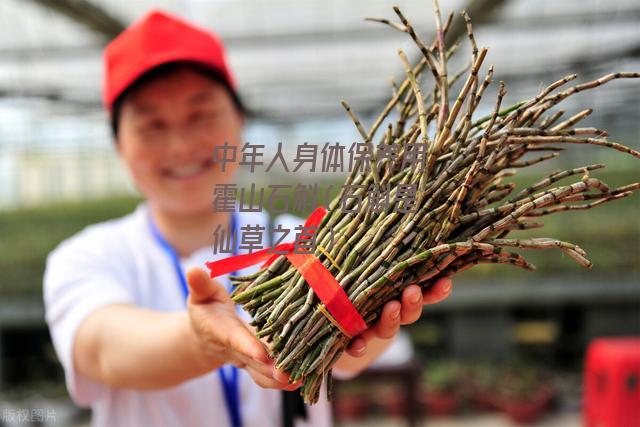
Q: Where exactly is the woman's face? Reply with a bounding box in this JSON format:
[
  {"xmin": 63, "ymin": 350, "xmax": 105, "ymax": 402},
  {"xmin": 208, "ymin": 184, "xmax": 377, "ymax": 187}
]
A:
[{"xmin": 116, "ymin": 67, "xmax": 243, "ymax": 216}]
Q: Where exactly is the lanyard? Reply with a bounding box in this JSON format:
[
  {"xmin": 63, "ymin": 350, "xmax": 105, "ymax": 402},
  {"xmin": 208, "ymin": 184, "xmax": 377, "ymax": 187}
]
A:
[{"xmin": 148, "ymin": 211, "xmax": 242, "ymax": 427}]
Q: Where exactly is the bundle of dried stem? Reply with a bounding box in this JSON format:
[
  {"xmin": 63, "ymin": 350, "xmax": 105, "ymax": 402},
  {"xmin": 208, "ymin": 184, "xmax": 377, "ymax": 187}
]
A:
[{"xmin": 229, "ymin": 2, "xmax": 639, "ymax": 403}]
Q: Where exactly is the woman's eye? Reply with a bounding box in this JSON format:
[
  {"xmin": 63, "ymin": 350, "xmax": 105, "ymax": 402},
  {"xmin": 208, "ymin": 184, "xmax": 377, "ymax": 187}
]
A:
[
  {"xmin": 140, "ymin": 120, "xmax": 167, "ymax": 134},
  {"xmin": 191, "ymin": 111, "xmax": 221, "ymax": 124}
]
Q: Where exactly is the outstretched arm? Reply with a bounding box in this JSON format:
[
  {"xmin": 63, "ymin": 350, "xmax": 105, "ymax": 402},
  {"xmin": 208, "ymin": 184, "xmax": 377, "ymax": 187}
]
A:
[{"xmin": 73, "ymin": 268, "xmax": 298, "ymax": 390}]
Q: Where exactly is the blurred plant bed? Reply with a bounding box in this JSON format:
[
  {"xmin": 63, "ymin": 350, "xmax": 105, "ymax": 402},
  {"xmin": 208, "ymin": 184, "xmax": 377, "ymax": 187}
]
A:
[
  {"xmin": 0, "ymin": 196, "xmax": 141, "ymax": 297},
  {"xmin": 332, "ymin": 381, "xmax": 370, "ymax": 421},
  {"xmin": 334, "ymin": 380, "xmax": 419, "ymax": 421},
  {"xmin": 368, "ymin": 382, "xmax": 408, "ymax": 418},
  {"xmin": 494, "ymin": 363, "xmax": 556, "ymax": 424},
  {"xmin": 419, "ymin": 360, "xmax": 557, "ymax": 423},
  {"xmin": 460, "ymin": 362, "xmax": 502, "ymax": 412},
  {"xmin": 421, "ymin": 360, "xmax": 463, "ymax": 417}
]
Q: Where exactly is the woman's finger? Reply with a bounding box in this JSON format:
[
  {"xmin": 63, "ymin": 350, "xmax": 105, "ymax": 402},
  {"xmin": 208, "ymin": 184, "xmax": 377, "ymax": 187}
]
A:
[
  {"xmin": 400, "ymin": 285, "xmax": 424, "ymax": 325},
  {"xmin": 186, "ymin": 267, "xmax": 230, "ymax": 305},
  {"xmin": 371, "ymin": 300, "xmax": 401, "ymax": 340},
  {"xmin": 345, "ymin": 337, "xmax": 367, "ymax": 358},
  {"xmin": 231, "ymin": 351, "xmax": 275, "ymax": 379},
  {"xmin": 422, "ymin": 277, "xmax": 453, "ymax": 304},
  {"xmin": 246, "ymin": 366, "xmax": 302, "ymax": 390},
  {"xmin": 225, "ymin": 329, "xmax": 283, "ymax": 379}
]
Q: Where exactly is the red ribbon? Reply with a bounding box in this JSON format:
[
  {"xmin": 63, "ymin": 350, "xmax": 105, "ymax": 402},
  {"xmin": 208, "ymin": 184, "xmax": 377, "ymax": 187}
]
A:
[{"xmin": 206, "ymin": 207, "xmax": 367, "ymax": 338}]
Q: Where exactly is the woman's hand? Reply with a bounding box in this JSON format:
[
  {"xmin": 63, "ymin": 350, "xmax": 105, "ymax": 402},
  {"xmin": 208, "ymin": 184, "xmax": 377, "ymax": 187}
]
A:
[
  {"xmin": 344, "ymin": 277, "xmax": 453, "ymax": 359},
  {"xmin": 185, "ymin": 267, "xmax": 300, "ymax": 390}
]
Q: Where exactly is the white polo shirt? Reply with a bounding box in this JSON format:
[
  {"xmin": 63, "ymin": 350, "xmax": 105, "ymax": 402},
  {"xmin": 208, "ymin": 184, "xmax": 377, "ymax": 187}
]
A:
[{"xmin": 43, "ymin": 202, "xmax": 335, "ymax": 427}]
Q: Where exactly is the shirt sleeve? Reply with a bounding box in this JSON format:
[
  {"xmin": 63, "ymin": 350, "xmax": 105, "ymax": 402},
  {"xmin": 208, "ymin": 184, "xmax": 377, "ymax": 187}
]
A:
[{"xmin": 43, "ymin": 227, "xmax": 138, "ymax": 407}]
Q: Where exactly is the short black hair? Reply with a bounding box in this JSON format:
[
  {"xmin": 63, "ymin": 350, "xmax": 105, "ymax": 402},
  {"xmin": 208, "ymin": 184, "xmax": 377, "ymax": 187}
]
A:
[{"xmin": 109, "ymin": 61, "xmax": 246, "ymax": 139}]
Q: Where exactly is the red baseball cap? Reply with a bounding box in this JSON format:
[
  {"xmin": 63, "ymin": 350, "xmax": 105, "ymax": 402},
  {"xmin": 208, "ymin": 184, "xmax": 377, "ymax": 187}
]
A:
[{"xmin": 103, "ymin": 9, "xmax": 236, "ymax": 112}]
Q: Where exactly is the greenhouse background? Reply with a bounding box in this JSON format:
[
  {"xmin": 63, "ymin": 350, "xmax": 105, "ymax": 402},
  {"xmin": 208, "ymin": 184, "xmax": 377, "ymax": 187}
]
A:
[{"xmin": 0, "ymin": 0, "xmax": 638, "ymax": 426}]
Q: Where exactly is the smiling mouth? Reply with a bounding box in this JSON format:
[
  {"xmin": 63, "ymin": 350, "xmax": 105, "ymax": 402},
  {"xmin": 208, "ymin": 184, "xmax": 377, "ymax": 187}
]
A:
[{"xmin": 163, "ymin": 159, "xmax": 213, "ymax": 179}]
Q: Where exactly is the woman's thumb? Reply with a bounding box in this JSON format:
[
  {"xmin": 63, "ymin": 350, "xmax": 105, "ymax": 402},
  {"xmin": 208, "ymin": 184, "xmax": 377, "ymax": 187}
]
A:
[{"xmin": 186, "ymin": 267, "xmax": 230, "ymax": 305}]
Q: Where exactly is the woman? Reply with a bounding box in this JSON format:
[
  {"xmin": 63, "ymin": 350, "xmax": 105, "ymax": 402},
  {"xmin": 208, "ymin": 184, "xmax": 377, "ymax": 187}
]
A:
[{"xmin": 43, "ymin": 10, "xmax": 452, "ymax": 427}]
